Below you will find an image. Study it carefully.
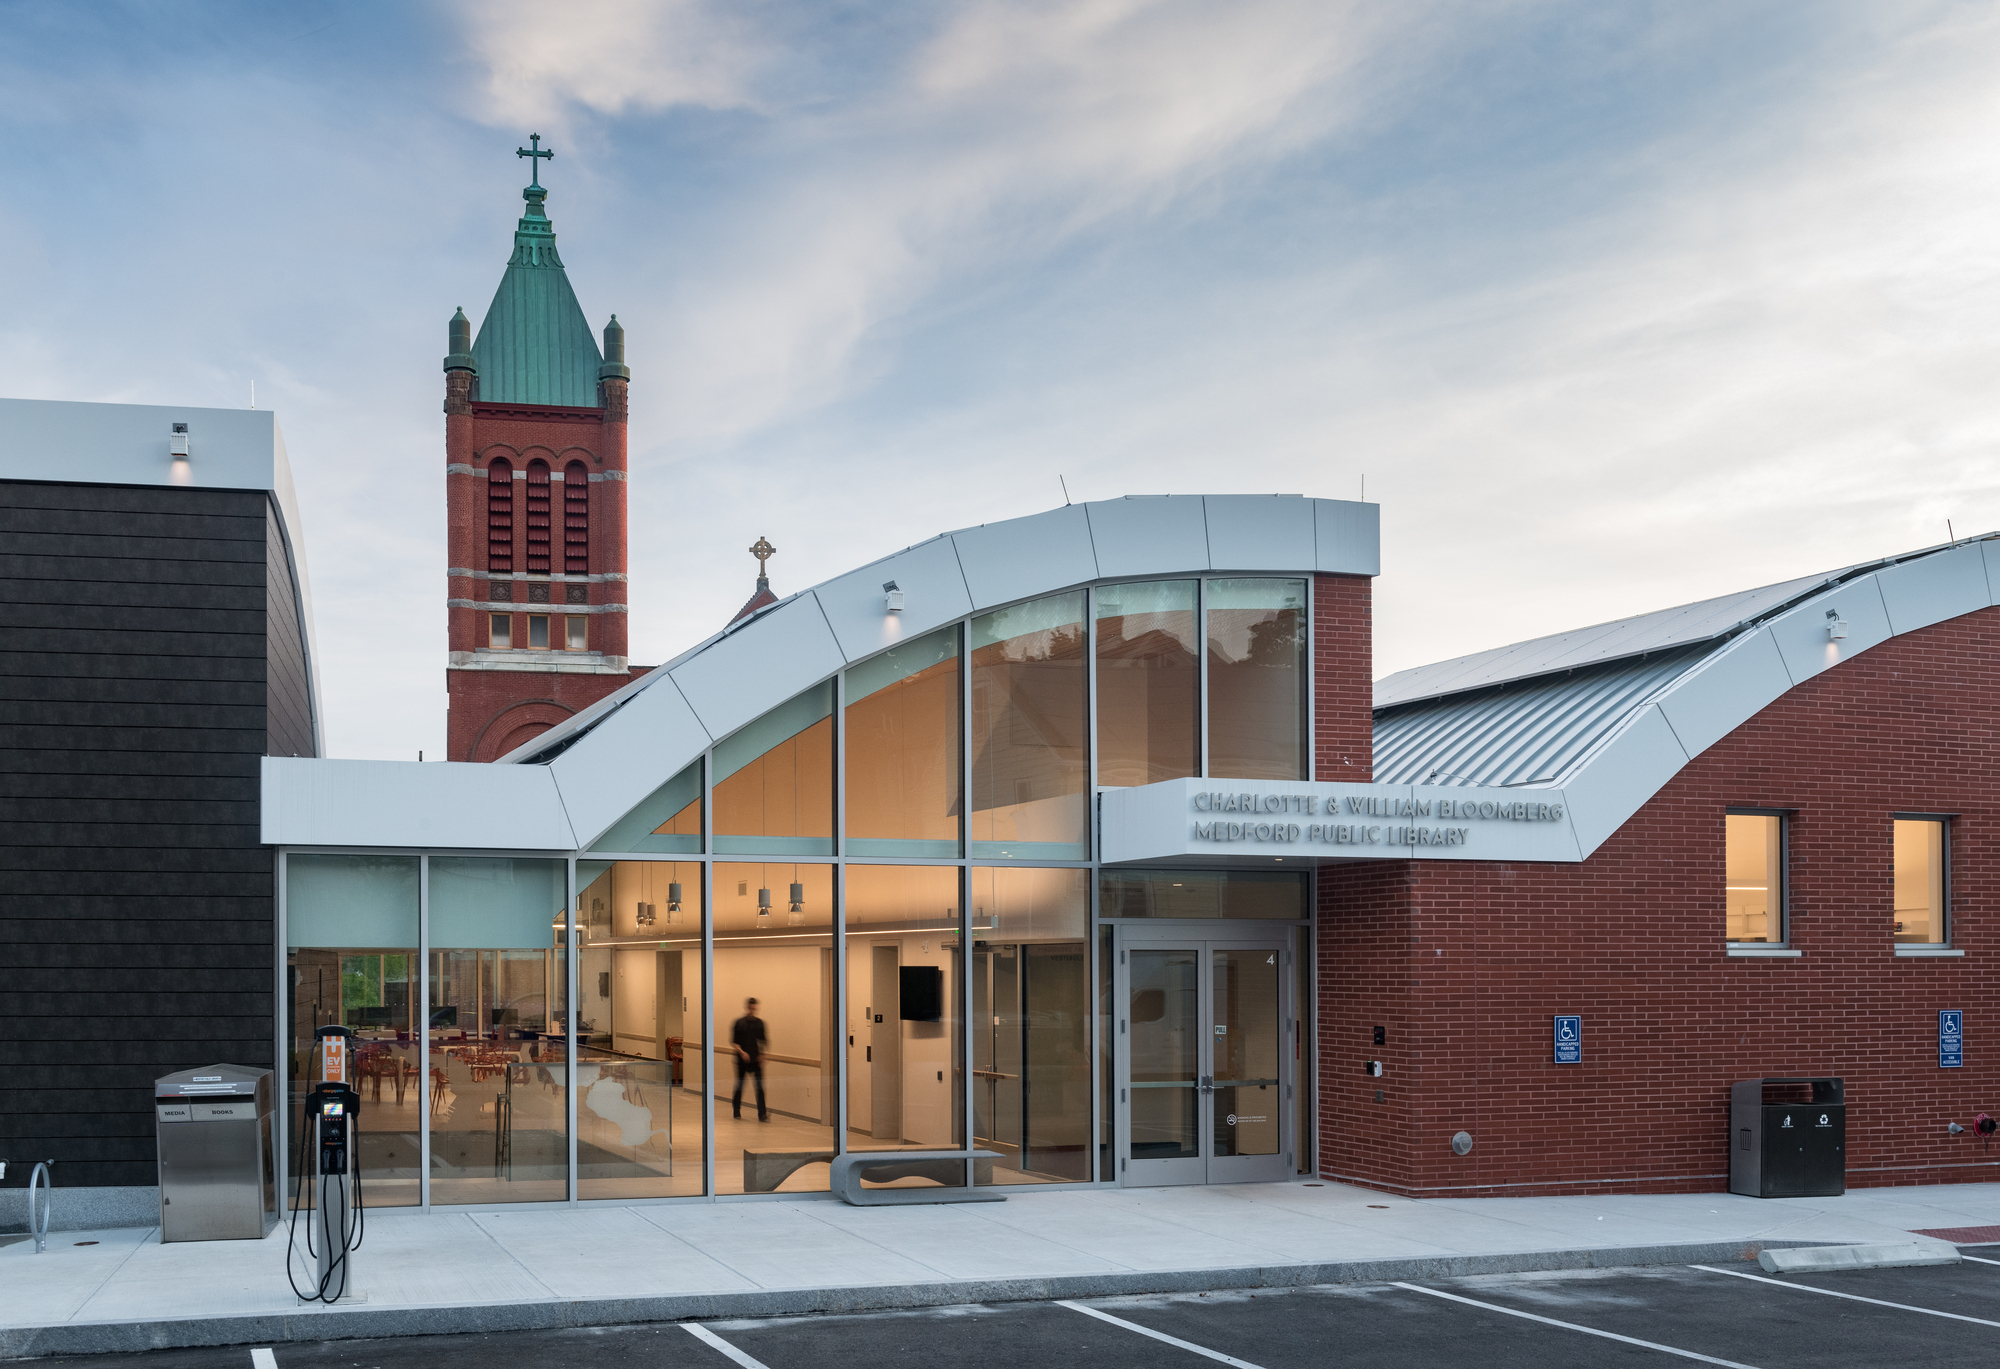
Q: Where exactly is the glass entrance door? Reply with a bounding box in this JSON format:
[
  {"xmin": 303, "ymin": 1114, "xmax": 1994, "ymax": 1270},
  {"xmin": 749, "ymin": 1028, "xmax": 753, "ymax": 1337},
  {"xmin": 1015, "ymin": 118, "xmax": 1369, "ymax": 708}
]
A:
[{"xmin": 1120, "ymin": 934, "xmax": 1289, "ymax": 1186}]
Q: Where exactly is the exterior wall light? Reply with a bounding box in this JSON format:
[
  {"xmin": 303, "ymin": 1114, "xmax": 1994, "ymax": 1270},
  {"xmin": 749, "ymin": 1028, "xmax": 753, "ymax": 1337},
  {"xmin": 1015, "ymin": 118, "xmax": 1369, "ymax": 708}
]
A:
[
  {"xmin": 1825, "ymin": 607, "xmax": 1848, "ymax": 640},
  {"xmin": 169, "ymin": 422, "xmax": 193, "ymax": 486},
  {"xmin": 883, "ymin": 580, "xmax": 904, "ymax": 613}
]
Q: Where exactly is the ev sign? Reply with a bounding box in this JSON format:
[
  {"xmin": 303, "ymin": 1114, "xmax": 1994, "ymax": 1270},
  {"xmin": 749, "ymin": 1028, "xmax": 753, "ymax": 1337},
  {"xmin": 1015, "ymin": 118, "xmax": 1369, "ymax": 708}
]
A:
[
  {"xmin": 1553, "ymin": 1015, "xmax": 1582, "ymax": 1065},
  {"xmin": 1940, "ymin": 1010, "xmax": 1964, "ymax": 1069}
]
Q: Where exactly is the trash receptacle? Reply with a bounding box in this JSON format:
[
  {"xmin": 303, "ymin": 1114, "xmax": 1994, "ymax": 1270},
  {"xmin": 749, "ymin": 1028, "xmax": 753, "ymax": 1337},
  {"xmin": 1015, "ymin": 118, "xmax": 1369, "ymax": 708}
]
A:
[
  {"xmin": 1729, "ymin": 1077, "xmax": 1844, "ymax": 1198},
  {"xmin": 155, "ymin": 1063, "xmax": 278, "ymax": 1242}
]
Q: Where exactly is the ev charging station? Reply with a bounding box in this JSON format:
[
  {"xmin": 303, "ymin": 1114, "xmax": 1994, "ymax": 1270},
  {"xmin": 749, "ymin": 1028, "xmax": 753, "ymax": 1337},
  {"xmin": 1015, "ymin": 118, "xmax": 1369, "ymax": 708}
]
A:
[{"xmin": 287, "ymin": 1024, "xmax": 364, "ymax": 1302}]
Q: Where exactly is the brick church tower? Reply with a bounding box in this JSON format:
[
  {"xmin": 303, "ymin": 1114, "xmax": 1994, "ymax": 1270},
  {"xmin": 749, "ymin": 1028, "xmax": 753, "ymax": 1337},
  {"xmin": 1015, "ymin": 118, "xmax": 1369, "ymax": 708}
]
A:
[{"xmin": 444, "ymin": 139, "xmax": 642, "ymax": 761}]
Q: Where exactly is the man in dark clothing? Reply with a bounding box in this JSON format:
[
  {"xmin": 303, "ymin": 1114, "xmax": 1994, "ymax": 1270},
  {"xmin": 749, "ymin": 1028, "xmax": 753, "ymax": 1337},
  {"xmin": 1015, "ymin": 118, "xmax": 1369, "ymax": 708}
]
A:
[{"xmin": 731, "ymin": 997, "xmax": 768, "ymax": 1122}]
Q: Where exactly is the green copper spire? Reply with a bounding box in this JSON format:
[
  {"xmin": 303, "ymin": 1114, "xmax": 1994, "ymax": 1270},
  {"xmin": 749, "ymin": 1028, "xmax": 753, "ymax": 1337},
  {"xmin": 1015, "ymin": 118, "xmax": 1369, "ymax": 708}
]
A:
[{"xmin": 469, "ymin": 136, "xmax": 606, "ymax": 408}]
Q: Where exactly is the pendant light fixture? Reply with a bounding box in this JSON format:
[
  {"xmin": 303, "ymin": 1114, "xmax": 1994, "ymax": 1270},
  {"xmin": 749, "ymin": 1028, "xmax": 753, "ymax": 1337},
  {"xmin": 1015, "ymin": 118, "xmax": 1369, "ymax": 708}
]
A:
[
  {"xmin": 667, "ymin": 881, "xmax": 683, "ymax": 925},
  {"xmin": 757, "ymin": 885, "xmax": 772, "ymax": 924}
]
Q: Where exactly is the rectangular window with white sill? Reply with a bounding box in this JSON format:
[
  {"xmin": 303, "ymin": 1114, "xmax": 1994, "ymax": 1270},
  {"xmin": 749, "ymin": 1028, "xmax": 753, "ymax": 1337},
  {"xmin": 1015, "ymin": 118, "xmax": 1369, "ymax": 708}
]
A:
[
  {"xmin": 1893, "ymin": 817, "xmax": 1949, "ymax": 946},
  {"xmin": 1725, "ymin": 810, "xmax": 1786, "ymax": 945}
]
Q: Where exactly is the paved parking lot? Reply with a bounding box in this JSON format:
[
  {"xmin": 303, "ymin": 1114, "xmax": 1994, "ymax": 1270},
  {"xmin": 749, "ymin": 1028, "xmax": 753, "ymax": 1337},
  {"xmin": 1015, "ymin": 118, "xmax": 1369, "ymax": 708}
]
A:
[{"xmin": 30, "ymin": 1248, "xmax": 2000, "ymax": 1369}]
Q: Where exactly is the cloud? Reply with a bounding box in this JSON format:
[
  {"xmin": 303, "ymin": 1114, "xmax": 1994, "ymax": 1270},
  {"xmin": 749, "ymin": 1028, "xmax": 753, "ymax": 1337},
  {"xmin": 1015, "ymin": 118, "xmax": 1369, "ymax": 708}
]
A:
[
  {"xmin": 453, "ymin": 0, "xmax": 1448, "ymax": 443},
  {"xmin": 455, "ymin": 0, "xmax": 770, "ymax": 127}
]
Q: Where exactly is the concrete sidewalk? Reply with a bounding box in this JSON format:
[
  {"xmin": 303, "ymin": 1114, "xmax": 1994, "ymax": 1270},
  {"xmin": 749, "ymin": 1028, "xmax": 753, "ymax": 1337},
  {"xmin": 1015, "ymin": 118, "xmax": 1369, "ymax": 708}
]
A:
[{"xmin": 7, "ymin": 1179, "xmax": 2000, "ymax": 1359}]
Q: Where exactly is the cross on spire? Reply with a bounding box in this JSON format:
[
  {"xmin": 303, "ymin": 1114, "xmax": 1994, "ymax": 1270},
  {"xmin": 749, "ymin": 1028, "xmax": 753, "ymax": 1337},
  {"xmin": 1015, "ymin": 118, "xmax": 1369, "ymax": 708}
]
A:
[
  {"xmin": 749, "ymin": 536, "xmax": 777, "ymax": 583},
  {"xmin": 516, "ymin": 133, "xmax": 554, "ymax": 188}
]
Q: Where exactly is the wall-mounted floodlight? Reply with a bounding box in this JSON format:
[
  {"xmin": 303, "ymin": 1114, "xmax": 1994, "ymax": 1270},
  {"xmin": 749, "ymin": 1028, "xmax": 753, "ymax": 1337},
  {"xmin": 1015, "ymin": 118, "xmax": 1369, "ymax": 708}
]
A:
[
  {"xmin": 1825, "ymin": 607, "xmax": 1848, "ymax": 640},
  {"xmin": 169, "ymin": 422, "xmax": 193, "ymax": 486},
  {"xmin": 883, "ymin": 580, "xmax": 904, "ymax": 612}
]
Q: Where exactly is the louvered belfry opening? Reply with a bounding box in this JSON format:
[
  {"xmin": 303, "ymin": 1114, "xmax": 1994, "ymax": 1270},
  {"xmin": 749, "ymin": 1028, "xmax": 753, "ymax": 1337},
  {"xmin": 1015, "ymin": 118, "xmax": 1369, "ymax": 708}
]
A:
[
  {"xmin": 525, "ymin": 459, "xmax": 552, "ymax": 573},
  {"xmin": 564, "ymin": 460, "xmax": 589, "ymax": 575},
  {"xmin": 486, "ymin": 458, "xmax": 513, "ymax": 572}
]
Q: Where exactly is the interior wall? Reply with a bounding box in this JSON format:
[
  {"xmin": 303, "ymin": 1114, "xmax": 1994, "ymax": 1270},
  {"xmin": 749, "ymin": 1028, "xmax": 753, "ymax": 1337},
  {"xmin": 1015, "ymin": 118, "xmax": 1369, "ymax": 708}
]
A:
[{"xmin": 713, "ymin": 945, "xmax": 830, "ymax": 1122}]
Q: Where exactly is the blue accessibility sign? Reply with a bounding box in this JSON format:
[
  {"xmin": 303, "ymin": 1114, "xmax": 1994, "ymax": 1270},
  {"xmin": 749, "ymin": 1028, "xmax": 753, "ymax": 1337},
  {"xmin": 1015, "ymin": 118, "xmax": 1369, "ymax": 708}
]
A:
[
  {"xmin": 1553, "ymin": 1015, "xmax": 1582, "ymax": 1065},
  {"xmin": 1940, "ymin": 1010, "xmax": 1964, "ymax": 1069}
]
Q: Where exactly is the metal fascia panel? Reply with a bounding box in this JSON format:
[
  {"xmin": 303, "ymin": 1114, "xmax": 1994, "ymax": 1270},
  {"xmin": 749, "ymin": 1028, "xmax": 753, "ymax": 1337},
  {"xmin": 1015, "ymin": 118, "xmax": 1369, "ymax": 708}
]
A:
[
  {"xmin": 1085, "ymin": 497, "xmax": 1212, "ymax": 579},
  {"xmin": 1560, "ymin": 705, "xmax": 1690, "ymax": 856},
  {"xmin": 1203, "ymin": 495, "xmax": 1317, "ymax": 571},
  {"xmin": 261, "ymin": 756, "xmax": 576, "ymax": 849},
  {"xmin": 950, "ymin": 505, "xmax": 1099, "ymax": 612},
  {"xmin": 1314, "ymin": 499, "xmax": 1379, "ymax": 576},
  {"xmin": 1876, "ymin": 543, "xmax": 1991, "ymax": 636},
  {"xmin": 813, "ymin": 535, "xmax": 973, "ymax": 660},
  {"xmin": 666, "ymin": 592, "xmax": 846, "ymax": 744},
  {"xmin": 1766, "ymin": 574, "xmax": 1892, "ymax": 684},
  {"xmin": 549, "ymin": 676, "xmax": 713, "ymax": 849},
  {"xmin": 1654, "ymin": 629, "xmax": 1793, "ymax": 761}
]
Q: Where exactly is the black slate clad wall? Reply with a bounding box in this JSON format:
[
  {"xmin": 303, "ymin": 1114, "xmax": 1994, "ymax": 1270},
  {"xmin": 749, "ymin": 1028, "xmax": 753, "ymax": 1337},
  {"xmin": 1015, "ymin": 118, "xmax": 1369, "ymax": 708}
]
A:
[{"xmin": 0, "ymin": 479, "xmax": 314, "ymax": 1189}]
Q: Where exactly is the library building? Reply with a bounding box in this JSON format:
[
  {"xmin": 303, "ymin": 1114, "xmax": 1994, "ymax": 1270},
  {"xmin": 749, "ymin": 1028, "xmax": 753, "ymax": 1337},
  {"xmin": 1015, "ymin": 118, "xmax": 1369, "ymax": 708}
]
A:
[{"xmin": 9, "ymin": 155, "xmax": 2000, "ymax": 1230}]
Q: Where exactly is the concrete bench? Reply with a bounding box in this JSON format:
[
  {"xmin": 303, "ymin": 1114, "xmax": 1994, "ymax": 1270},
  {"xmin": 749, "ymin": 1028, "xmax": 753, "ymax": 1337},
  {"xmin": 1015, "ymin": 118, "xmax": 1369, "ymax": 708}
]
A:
[
  {"xmin": 743, "ymin": 1148, "xmax": 835, "ymax": 1193},
  {"xmin": 830, "ymin": 1149, "xmax": 1006, "ymax": 1206}
]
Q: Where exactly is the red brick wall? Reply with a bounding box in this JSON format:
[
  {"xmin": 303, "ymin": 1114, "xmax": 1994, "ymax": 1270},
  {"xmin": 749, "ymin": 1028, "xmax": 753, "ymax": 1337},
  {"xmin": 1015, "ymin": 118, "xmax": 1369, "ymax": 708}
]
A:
[
  {"xmin": 1318, "ymin": 606, "xmax": 2000, "ymax": 1196},
  {"xmin": 1313, "ymin": 573, "xmax": 1372, "ymax": 782},
  {"xmin": 448, "ymin": 667, "xmax": 633, "ymax": 762},
  {"xmin": 445, "ymin": 385, "xmax": 634, "ymax": 760}
]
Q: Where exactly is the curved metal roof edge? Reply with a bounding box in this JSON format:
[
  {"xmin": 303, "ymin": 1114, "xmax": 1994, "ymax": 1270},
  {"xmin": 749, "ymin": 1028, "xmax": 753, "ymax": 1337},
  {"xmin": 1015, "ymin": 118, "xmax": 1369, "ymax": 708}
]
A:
[
  {"xmin": 1539, "ymin": 534, "xmax": 1998, "ymax": 857},
  {"xmin": 1374, "ymin": 535, "xmax": 1995, "ymax": 711},
  {"xmin": 499, "ymin": 494, "xmax": 1378, "ymax": 850}
]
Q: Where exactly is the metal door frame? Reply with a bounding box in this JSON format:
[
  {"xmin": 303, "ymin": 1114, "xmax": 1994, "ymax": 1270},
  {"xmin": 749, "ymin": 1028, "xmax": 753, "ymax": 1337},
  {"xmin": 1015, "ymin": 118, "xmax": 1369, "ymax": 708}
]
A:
[{"xmin": 1112, "ymin": 920, "xmax": 1296, "ymax": 1187}]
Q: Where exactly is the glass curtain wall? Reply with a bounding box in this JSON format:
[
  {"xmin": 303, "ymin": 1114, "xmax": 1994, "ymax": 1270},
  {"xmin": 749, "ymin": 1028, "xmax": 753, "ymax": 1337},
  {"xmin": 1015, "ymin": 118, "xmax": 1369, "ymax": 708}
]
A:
[
  {"xmin": 1095, "ymin": 580, "xmax": 1198, "ymax": 786},
  {"xmin": 711, "ymin": 862, "xmax": 837, "ymax": 1194},
  {"xmin": 588, "ymin": 762, "xmax": 701, "ymax": 854},
  {"xmin": 286, "ymin": 854, "xmax": 420, "ymax": 1208},
  {"xmin": 1205, "ymin": 578, "xmax": 1307, "ymax": 780},
  {"xmin": 845, "ymin": 626, "xmax": 961, "ymax": 857},
  {"xmin": 280, "ymin": 573, "xmax": 1323, "ymax": 1203},
  {"xmin": 714, "ymin": 684, "xmax": 833, "ymax": 855},
  {"xmin": 970, "ymin": 866, "xmax": 1090, "ymax": 1186},
  {"xmin": 845, "ymin": 864, "xmax": 965, "ymax": 1189},
  {"xmin": 970, "ymin": 593, "xmax": 1088, "ymax": 858},
  {"xmin": 576, "ymin": 859, "xmax": 706, "ymax": 1199},
  {"xmin": 428, "ymin": 857, "xmax": 569, "ymax": 1204}
]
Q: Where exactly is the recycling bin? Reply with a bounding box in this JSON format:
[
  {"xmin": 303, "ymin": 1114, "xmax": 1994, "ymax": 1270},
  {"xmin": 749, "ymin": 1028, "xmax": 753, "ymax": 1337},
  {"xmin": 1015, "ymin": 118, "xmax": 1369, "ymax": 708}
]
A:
[
  {"xmin": 155, "ymin": 1063, "xmax": 278, "ymax": 1241},
  {"xmin": 1729, "ymin": 1077, "xmax": 1844, "ymax": 1198}
]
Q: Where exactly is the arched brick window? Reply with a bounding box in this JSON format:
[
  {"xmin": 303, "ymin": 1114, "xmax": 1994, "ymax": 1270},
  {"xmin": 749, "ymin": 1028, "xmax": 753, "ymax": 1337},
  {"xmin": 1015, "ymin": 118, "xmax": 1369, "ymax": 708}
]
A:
[
  {"xmin": 564, "ymin": 460, "xmax": 589, "ymax": 575},
  {"xmin": 486, "ymin": 458, "xmax": 513, "ymax": 572},
  {"xmin": 525, "ymin": 459, "xmax": 552, "ymax": 574}
]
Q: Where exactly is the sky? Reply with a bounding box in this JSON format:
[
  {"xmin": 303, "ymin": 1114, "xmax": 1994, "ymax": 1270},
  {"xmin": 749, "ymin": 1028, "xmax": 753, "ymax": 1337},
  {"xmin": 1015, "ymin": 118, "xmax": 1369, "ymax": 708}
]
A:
[{"xmin": 3, "ymin": 0, "xmax": 1998, "ymax": 761}]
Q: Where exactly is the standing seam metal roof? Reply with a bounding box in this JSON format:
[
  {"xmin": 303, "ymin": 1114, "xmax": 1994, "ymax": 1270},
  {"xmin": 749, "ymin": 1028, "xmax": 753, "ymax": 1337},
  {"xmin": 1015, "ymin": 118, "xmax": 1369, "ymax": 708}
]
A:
[{"xmin": 1372, "ymin": 537, "xmax": 1991, "ymax": 789}]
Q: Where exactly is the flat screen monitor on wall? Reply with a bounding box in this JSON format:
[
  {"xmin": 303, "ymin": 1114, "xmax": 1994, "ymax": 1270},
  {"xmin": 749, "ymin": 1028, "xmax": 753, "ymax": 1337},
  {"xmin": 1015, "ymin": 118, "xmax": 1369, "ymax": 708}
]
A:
[{"xmin": 899, "ymin": 965, "xmax": 943, "ymax": 1022}]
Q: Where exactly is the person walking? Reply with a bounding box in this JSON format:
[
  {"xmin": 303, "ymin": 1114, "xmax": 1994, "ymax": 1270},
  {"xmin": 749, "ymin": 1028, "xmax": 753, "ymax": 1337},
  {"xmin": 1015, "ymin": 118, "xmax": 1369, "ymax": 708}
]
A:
[{"xmin": 731, "ymin": 997, "xmax": 768, "ymax": 1122}]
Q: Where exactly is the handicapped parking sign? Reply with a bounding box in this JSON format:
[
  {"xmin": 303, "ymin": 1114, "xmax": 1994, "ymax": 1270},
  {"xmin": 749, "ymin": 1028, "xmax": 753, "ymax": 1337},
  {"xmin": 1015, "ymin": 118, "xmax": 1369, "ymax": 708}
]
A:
[
  {"xmin": 1553, "ymin": 1015, "xmax": 1582, "ymax": 1065},
  {"xmin": 1940, "ymin": 1010, "xmax": 1964, "ymax": 1069}
]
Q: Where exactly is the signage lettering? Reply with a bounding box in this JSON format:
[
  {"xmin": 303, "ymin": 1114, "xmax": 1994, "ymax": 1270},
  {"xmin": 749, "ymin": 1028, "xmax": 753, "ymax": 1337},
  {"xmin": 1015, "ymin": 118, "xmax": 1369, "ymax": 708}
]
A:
[{"xmin": 1187, "ymin": 788, "xmax": 1563, "ymax": 849}]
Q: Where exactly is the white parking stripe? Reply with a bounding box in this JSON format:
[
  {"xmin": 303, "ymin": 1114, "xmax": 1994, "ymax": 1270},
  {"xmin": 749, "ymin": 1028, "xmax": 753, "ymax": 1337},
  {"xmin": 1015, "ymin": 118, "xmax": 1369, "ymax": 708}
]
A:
[
  {"xmin": 1961, "ymin": 1254, "xmax": 2000, "ymax": 1266},
  {"xmin": 250, "ymin": 1350, "xmax": 278, "ymax": 1369},
  {"xmin": 1057, "ymin": 1300, "xmax": 1270, "ymax": 1369},
  {"xmin": 682, "ymin": 1323, "xmax": 773, "ymax": 1369},
  {"xmin": 1391, "ymin": 1283, "xmax": 1761, "ymax": 1368},
  {"xmin": 1690, "ymin": 1264, "xmax": 2000, "ymax": 1328}
]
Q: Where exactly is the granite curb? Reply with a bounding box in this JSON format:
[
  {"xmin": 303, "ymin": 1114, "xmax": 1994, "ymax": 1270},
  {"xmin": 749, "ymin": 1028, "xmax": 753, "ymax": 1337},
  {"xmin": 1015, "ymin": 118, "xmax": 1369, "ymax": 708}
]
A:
[{"xmin": 0, "ymin": 1237, "xmax": 1825, "ymax": 1359}]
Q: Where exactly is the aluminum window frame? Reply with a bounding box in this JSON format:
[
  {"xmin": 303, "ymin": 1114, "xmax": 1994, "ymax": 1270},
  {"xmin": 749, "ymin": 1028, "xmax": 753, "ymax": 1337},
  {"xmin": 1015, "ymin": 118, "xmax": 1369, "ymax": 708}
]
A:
[
  {"xmin": 275, "ymin": 568, "xmax": 1321, "ymax": 1207},
  {"xmin": 1724, "ymin": 806, "xmax": 1792, "ymax": 949},
  {"xmin": 1891, "ymin": 811, "xmax": 1955, "ymax": 948}
]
